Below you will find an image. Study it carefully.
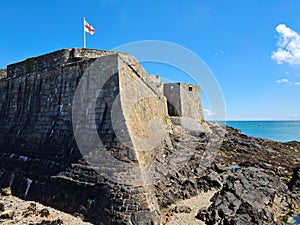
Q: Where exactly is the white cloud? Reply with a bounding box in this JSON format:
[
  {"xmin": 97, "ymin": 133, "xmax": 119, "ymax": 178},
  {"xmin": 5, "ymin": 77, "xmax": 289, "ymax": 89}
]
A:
[
  {"xmin": 271, "ymin": 24, "xmax": 300, "ymax": 65},
  {"xmin": 215, "ymin": 50, "xmax": 224, "ymax": 56},
  {"xmin": 203, "ymin": 109, "xmax": 216, "ymax": 116},
  {"xmin": 275, "ymin": 79, "xmax": 300, "ymax": 86},
  {"xmin": 276, "ymin": 78, "xmax": 289, "ymax": 83}
]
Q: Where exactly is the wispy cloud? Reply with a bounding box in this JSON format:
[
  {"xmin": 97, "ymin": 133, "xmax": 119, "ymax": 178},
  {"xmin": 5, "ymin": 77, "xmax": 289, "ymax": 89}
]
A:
[
  {"xmin": 271, "ymin": 24, "xmax": 300, "ymax": 65},
  {"xmin": 276, "ymin": 78, "xmax": 300, "ymax": 86},
  {"xmin": 276, "ymin": 78, "xmax": 289, "ymax": 83},
  {"xmin": 215, "ymin": 50, "xmax": 224, "ymax": 56},
  {"xmin": 203, "ymin": 109, "xmax": 216, "ymax": 116}
]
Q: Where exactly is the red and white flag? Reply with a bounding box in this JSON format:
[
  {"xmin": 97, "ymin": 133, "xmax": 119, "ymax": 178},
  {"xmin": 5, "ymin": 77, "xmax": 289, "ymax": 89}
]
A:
[{"xmin": 84, "ymin": 18, "xmax": 95, "ymax": 35}]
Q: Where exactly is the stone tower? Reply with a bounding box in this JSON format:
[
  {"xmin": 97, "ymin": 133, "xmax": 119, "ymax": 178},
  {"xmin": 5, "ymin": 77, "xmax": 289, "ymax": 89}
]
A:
[{"xmin": 164, "ymin": 82, "xmax": 204, "ymax": 122}]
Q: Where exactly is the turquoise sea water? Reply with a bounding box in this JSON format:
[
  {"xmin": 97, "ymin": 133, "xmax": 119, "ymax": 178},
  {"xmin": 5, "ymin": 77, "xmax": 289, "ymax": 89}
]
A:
[
  {"xmin": 221, "ymin": 121, "xmax": 300, "ymax": 142},
  {"xmin": 288, "ymin": 214, "xmax": 300, "ymax": 225}
]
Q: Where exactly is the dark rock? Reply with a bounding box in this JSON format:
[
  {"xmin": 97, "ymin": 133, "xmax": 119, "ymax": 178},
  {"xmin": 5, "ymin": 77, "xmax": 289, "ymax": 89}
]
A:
[
  {"xmin": 0, "ymin": 210, "xmax": 15, "ymax": 219},
  {"xmin": 28, "ymin": 203, "xmax": 37, "ymax": 211},
  {"xmin": 289, "ymin": 167, "xmax": 300, "ymax": 192},
  {"xmin": 195, "ymin": 207, "xmax": 208, "ymax": 221},
  {"xmin": 289, "ymin": 167, "xmax": 300, "ymax": 211},
  {"xmin": 197, "ymin": 170, "xmax": 222, "ymax": 192},
  {"xmin": 0, "ymin": 203, "xmax": 4, "ymax": 212},
  {"xmin": 218, "ymin": 125, "xmax": 300, "ymax": 178},
  {"xmin": 173, "ymin": 205, "xmax": 191, "ymax": 213},
  {"xmin": 204, "ymin": 167, "xmax": 291, "ymax": 225},
  {"xmin": 40, "ymin": 208, "xmax": 50, "ymax": 217},
  {"xmin": 22, "ymin": 203, "xmax": 37, "ymax": 217},
  {"xmin": 1, "ymin": 187, "xmax": 11, "ymax": 196},
  {"xmin": 131, "ymin": 211, "xmax": 156, "ymax": 225}
]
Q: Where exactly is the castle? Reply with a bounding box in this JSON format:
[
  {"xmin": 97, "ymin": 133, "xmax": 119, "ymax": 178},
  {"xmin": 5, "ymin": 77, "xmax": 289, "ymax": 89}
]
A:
[{"xmin": 0, "ymin": 48, "xmax": 204, "ymax": 224}]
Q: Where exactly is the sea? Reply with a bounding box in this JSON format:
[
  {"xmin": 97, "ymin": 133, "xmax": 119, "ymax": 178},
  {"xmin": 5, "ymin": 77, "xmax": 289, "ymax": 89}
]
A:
[{"xmin": 220, "ymin": 121, "xmax": 300, "ymax": 143}]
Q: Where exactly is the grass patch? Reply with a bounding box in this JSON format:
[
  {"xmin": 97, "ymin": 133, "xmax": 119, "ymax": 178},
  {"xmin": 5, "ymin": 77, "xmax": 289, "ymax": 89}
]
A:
[
  {"xmin": 281, "ymin": 177, "xmax": 292, "ymax": 183},
  {"xmin": 158, "ymin": 202, "xmax": 169, "ymax": 211},
  {"xmin": 164, "ymin": 115, "xmax": 171, "ymax": 125}
]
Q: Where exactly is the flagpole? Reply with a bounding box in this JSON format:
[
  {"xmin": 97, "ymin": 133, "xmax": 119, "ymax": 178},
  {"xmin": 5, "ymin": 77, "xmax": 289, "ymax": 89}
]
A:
[{"xmin": 83, "ymin": 17, "xmax": 86, "ymax": 48}]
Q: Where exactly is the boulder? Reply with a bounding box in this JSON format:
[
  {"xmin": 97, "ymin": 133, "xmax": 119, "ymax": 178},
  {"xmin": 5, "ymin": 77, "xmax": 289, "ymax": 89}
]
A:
[
  {"xmin": 195, "ymin": 207, "xmax": 208, "ymax": 221},
  {"xmin": 200, "ymin": 167, "xmax": 291, "ymax": 224},
  {"xmin": 196, "ymin": 170, "xmax": 222, "ymax": 192},
  {"xmin": 173, "ymin": 206, "xmax": 191, "ymax": 213},
  {"xmin": 289, "ymin": 167, "xmax": 300, "ymax": 192},
  {"xmin": 40, "ymin": 208, "xmax": 50, "ymax": 217}
]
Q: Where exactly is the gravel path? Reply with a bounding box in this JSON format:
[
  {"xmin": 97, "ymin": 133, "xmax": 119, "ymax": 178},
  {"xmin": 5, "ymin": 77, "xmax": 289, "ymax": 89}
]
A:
[{"xmin": 165, "ymin": 190, "xmax": 217, "ymax": 225}]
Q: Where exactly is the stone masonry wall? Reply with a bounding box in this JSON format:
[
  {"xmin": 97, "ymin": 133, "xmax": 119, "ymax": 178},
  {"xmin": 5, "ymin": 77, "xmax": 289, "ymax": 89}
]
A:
[
  {"xmin": 6, "ymin": 48, "xmax": 114, "ymax": 79},
  {"xmin": 149, "ymin": 75, "xmax": 163, "ymax": 95},
  {"xmin": 164, "ymin": 82, "xmax": 204, "ymax": 122},
  {"xmin": 0, "ymin": 48, "xmax": 168, "ymax": 224},
  {"xmin": 0, "ymin": 69, "xmax": 6, "ymax": 79},
  {"xmin": 118, "ymin": 54, "xmax": 168, "ymax": 222},
  {"xmin": 180, "ymin": 83, "xmax": 204, "ymax": 121}
]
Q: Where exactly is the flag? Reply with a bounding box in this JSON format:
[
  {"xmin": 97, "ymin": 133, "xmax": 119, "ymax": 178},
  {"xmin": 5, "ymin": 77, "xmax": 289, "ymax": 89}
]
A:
[{"xmin": 84, "ymin": 18, "xmax": 95, "ymax": 35}]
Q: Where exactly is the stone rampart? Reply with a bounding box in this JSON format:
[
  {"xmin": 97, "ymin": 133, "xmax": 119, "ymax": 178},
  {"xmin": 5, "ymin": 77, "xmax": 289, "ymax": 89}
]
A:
[{"xmin": 0, "ymin": 48, "xmax": 168, "ymax": 224}]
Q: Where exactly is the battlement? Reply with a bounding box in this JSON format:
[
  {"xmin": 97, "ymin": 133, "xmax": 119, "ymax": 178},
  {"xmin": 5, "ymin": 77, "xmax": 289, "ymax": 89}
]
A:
[{"xmin": 6, "ymin": 48, "xmax": 115, "ymax": 78}]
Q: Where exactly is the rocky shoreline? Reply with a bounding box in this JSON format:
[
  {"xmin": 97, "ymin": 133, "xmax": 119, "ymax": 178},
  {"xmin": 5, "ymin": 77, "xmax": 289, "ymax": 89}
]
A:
[
  {"xmin": 1, "ymin": 123, "xmax": 299, "ymax": 224},
  {"xmin": 155, "ymin": 123, "xmax": 300, "ymax": 224},
  {"xmin": 161, "ymin": 165, "xmax": 300, "ymax": 225}
]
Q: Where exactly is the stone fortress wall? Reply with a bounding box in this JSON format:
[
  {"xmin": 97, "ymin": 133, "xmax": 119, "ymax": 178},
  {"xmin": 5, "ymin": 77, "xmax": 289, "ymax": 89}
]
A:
[
  {"xmin": 0, "ymin": 48, "xmax": 204, "ymax": 224},
  {"xmin": 0, "ymin": 69, "xmax": 6, "ymax": 79}
]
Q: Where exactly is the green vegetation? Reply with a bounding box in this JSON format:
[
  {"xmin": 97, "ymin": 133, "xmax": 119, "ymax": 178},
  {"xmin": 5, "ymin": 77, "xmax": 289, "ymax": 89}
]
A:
[
  {"xmin": 279, "ymin": 209, "xmax": 292, "ymax": 223},
  {"xmin": 280, "ymin": 215, "xmax": 289, "ymax": 223},
  {"xmin": 281, "ymin": 177, "xmax": 292, "ymax": 183},
  {"xmin": 164, "ymin": 115, "xmax": 171, "ymax": 125},
  {"xmin": 158, "ymin": 202, "xmax": 168, "ymax": 211}
]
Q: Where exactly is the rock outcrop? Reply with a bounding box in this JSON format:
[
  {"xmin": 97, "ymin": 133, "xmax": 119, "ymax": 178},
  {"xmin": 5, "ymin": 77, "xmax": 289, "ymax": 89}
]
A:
[
  {"xmin": 199, "ymin": 167, "xmax": 291, "ymax": 224},
  {"xmin": 289, "ymin": 167, "xmax": 300, "ymax": 213},
  {"xmin": 153, "ymin": 124, "xmax": 299, "ymax": 224},
  {"xmin": 289, "ymin": 167, "xmax": 300, "ymax": 193}
]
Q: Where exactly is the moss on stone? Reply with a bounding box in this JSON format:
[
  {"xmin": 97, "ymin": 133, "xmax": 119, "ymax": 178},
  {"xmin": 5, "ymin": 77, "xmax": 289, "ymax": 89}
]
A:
[{"xmin": 25, "ymin": 57, "xmax": 35, "ymax": 73}]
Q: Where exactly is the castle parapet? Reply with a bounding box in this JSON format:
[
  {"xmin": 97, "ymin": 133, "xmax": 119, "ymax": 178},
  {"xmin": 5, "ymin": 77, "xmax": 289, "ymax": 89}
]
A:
[{"xmin": 6, "ymin": 48, "xmax": 115, "ymax": 78}]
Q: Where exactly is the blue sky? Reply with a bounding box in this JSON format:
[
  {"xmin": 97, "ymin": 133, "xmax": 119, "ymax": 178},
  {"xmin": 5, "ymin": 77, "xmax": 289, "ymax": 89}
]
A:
[{"xmin": 0, "ymin": 0, "xmax": 299, "ymax": 120}]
